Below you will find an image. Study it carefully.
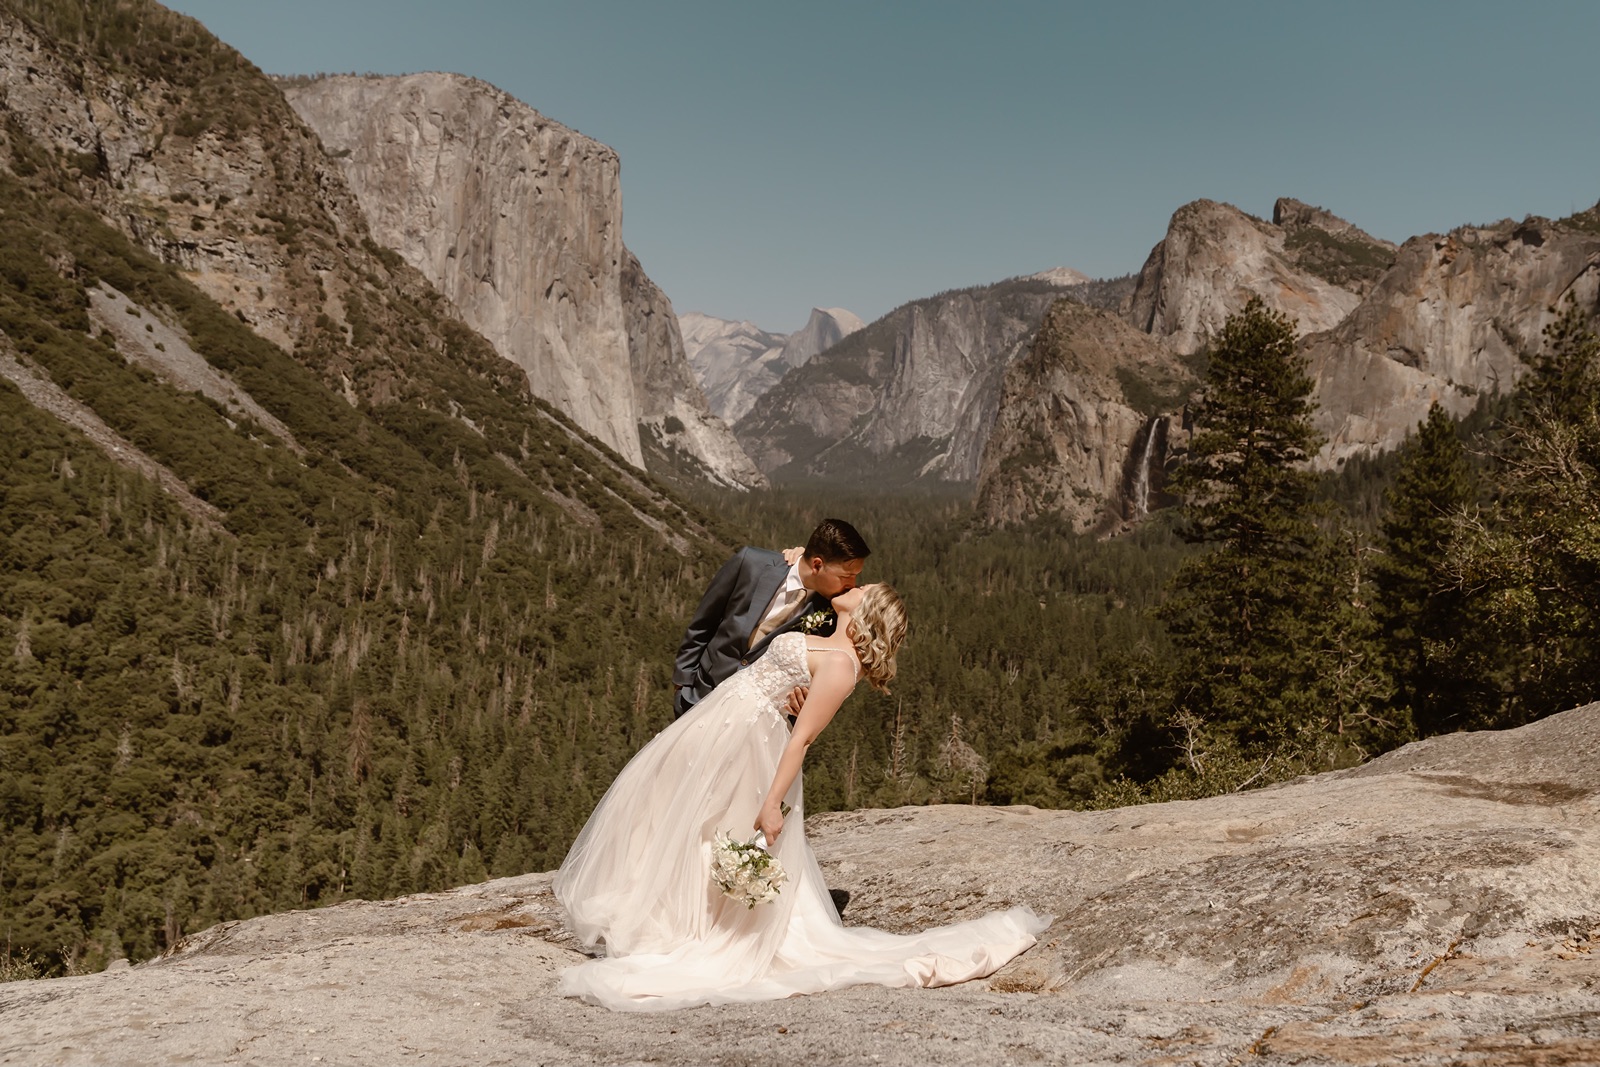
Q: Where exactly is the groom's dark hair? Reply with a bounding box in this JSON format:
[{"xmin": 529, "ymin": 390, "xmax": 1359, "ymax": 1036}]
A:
[{"xmin": 804, "ymin": 518, "xmax": 870, "ymax": 563}]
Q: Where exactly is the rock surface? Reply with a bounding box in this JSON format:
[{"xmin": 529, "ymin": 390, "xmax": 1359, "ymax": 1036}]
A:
[
  {"xmin": 1304, "ymin": 216, "xmax": 1600, "ymax": 466},
  {"xmin": 6, "ymin": 703, "xmax": 1597, "ymax": 1066},
  {"xmin": 284, "ymin": 72, "xmax": 761, "ymax": 487},
  {"xmin": 779, "ymin": 306, "xmax": 866, "ymax": 371},
  {"xmin": 1123, "ymin": 199, "xmax": 1370, "ymax": 355},
  {"xmin": 87, "ymin": 284, "xmax": 304, "ymax": 455},
  {"xmin": 621, "ymin": 251, "xmax": 767, "ymax": 489},
  {"xmin": 0, "ymin": 8, "xmax": 383, "ymax": 363},
  {"xmin": 282, "ymin": 72, "xmax": 638, "ymax": 463},
  {"xmin": 975, "ymin": 300, "xmax": 1195, "ymax": 530},
  {"xmin": 1272, "ymin": 197, "xmax": 1399, "ymax": 297},
  {"xmin": 680, "ymin": 311, "xmax": 789, "ymax": 422}
]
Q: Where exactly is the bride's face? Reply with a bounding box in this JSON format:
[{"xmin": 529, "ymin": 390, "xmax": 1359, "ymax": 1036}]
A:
[{"xmin": 831, "ymin": 584, "xmax": 872, "ymax": 614}]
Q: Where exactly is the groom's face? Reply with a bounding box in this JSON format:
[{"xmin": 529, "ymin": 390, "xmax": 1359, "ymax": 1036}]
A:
[{"xmin": 803, "ymin": 556, "xmax": 864, "ymax": 598}]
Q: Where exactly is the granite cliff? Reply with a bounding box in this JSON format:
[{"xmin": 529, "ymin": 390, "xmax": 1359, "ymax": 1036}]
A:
[
  {"xmin": 284, "ymin": 72, "xmax": 763, "ymax": 488},
  {"xmin": 976, "ymin": 300, "xmax": 1196, "ymax": 531},
  {"xmin": 0, "ymin": 2, "xmax": 715, "ymax": 522},
  {"xmin": 981, "ymin": 197, "xmax": 1600, "ymax": 525},
  {"xmin": 6, "ymin": 702, "xmax": 1597, "ymax": 1066},
  {"xmin": 1122, "ymin": 198, "xmax": 1389, "ymax": 355},
  {"xmin": 1305, "ymin": 213, "xmax": 1600, "ymax": 465}
]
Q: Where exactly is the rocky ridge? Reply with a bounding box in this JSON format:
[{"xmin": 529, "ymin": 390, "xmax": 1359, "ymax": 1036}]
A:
[
  {"xmin": 1273, "ymin": 196, "xmax": 1399, "ymax": 296},
  {"xmin": 979, "ymin": 196, "xmax": 1599, "ymax": 525},
  {"xmin": 283, "ymin": 72, "xmax": 763, "ymax": 489},
  {"xmin": 0, "ymin": 6, "xmax": 382, "ymax": 369},
  {"xmin": 0, "ymin": 1, "xmax": 714, "ymax": 542},
  {"xmin": 979, "ymin": 198, "xmax": 1381, "ymax": 526},
  {"xmin": 5, "ymin": 702, "xmax": 1597, "ymax": 1066},
  {"xmin": 1121, "ymin": 198, "xmax": 1376, "ymax": 355}
]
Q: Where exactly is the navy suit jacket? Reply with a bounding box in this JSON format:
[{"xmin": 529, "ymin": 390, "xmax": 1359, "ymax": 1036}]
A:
[{"xmin": 672, "ymin": 546, "xmax": 832, "ymax": 717}]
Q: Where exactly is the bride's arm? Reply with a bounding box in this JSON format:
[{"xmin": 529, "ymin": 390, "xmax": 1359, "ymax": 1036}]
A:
[{"xmin": 754, "ymin": 658, "xmax": 855, "ymax": 845}]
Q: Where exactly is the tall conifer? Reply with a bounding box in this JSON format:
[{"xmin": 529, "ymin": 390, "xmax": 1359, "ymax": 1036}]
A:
[
  {"xmin": 1161, "ymin": 298, "xmax": 1325, "ymax": 745},
  {"xmin": 1372, "ymin": 403, "xmax": 1483, "ymax": 733}
]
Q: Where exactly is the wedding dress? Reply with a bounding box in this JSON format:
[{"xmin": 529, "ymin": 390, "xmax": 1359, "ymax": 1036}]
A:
[{"xmin": 554, "ymin": 631, "xmax": 1051, "ymax": 1012}]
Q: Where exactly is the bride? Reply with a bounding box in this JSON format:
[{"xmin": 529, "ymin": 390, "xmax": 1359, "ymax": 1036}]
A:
[{"xmin": 554, "ymin": 583, "xmax": 1050, "ymax": 1012}]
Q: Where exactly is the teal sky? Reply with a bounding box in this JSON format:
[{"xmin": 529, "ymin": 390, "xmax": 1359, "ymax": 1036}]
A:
[{"xmin": 167, "ymin": 1, "xmax": 1600, "ymax": 332}]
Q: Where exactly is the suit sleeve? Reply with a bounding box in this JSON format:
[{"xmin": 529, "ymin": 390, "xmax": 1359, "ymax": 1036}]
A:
[{"xmin": 673, "ymin": 548, "xmax": 747, "ymax": 687}]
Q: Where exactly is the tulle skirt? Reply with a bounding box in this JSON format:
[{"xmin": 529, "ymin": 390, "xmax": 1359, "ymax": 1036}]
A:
[{"xmin": 552, "ymin": 677, "xmax": 1051, "ymax": 1012}]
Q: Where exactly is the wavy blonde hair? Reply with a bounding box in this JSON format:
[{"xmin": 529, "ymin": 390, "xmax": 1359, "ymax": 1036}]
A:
[{"xmin": 848, "ymin": 584, "xmax": 907, "ymax": 694}]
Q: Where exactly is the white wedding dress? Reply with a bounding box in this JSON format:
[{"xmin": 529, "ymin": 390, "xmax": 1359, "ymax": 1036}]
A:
[{"xmin": 553, "ymin": 631, "xmax": 1050, "ymax": 1012}]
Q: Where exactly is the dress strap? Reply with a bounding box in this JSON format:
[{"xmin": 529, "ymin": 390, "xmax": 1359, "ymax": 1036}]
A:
[{"xmin": 805, "ymin": 642, "xmax": 860, "ymax": 681}]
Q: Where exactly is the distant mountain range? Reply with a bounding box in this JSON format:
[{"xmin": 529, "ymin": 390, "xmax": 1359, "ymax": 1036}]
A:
[
  {"xmin": 731, "ymin": 271, "xmax": 1129, "ymax": 486},
  {"xmin": 680, "ymin": 307, "xmax": 864, "ymax": 423}
]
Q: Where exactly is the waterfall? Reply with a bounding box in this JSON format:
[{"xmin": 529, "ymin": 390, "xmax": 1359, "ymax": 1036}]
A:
[{"xmin": 1128, "ymin": 416, "xmax": 1166, "ymax": 519}]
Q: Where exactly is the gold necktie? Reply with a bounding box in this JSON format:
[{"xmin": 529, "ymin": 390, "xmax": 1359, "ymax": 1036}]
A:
[{"xmin": 749, "ymin": 587, "xmax": 804, "ymax": 649}]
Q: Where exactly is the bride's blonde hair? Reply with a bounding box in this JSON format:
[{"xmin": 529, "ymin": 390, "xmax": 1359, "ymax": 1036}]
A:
[{"xmin": 848, "ymin": 584, "xmax": 907, "ymax": 694}]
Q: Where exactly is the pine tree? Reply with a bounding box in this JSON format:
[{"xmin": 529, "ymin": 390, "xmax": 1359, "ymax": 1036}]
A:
[
  {"xmin": 1372, "ymin": 403, "xmax": 1488, "ymax": 733},
  {"xmin": 1160, "ymin": 298, "xmax": 1327, "ymax": 748}
]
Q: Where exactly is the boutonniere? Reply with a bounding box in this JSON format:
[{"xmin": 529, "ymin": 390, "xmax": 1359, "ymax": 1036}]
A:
[{"xmin": 797, "ymin": 609, "xmax": 834, "ymax": 634}]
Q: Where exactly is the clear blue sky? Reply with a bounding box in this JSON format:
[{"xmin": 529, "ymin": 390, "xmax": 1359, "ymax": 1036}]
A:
[{"xmin": 167, "ymin": 1, "xmax": 1600, "ymax": 333}]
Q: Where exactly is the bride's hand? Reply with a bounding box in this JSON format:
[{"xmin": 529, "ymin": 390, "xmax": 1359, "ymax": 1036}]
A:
[
  {"xmin": 754, "ymin": 802, "xmax": 784, "ymax": 847},
  {"xmin": 781, "ymin": 546, "xmax": 805, "ymax": 565}
]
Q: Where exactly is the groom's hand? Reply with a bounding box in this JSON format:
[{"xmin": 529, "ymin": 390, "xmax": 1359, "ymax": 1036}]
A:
[{"xmin": 784, "ymin": 685, "xmax": 809, "ymax": 717}]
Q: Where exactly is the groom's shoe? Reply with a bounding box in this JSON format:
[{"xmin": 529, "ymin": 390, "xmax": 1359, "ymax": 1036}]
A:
[{"xmin": 829, "ymin": 889, "xmax": 850, "ymax": 917}]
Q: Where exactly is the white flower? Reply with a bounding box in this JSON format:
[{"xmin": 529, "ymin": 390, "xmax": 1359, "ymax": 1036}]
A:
[
  {"xmin": 711, "ymin": 831, "xmax": 789, "ymax": 909},
  {"xmin": 798, "ymin": 610, "xmax": 833, "ymax": 634}
]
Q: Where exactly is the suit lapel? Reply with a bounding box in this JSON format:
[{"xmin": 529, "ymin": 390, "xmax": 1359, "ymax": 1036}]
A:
[{"xmin": 742, "ymin": 558, "xmax": 792, "ymax": 650}]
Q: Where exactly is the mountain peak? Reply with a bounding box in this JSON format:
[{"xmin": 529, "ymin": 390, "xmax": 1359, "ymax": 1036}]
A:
[{"xmin": 1027, "ymin": 266, "xmax": 1093, "ymax": 287}]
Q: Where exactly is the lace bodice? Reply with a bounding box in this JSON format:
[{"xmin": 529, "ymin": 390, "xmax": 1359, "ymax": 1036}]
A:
[
  {"xmin": 724, "ymin": 632, "xmax": 812, "ymax": 703},
  {"xmin": 710, "ymin": 633, "xmax": 855, "ymax": 728}
]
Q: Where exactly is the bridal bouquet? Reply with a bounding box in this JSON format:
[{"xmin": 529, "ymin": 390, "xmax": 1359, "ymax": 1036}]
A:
[{"xmin": 711, "ymin": 831, "xmax": 789, "ymax": 909}]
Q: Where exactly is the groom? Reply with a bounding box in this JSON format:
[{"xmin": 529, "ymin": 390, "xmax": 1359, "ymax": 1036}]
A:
[{"xmin": 672, "ymin": 518, "xmax": 870, "ymax": 718}]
